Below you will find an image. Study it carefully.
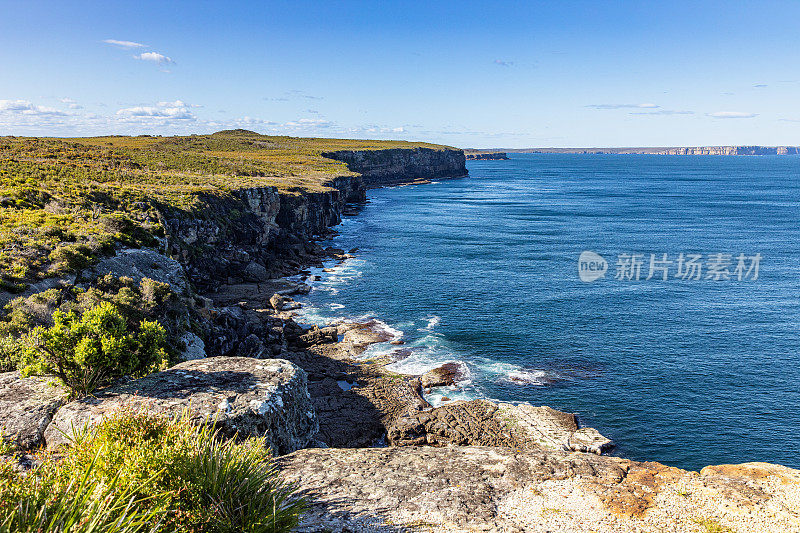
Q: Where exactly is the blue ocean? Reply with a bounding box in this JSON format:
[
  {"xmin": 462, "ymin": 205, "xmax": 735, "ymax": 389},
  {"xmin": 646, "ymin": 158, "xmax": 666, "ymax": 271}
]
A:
[{"xmin": 296, "ymin": 154, "xmax": 800, "ymax": 471}]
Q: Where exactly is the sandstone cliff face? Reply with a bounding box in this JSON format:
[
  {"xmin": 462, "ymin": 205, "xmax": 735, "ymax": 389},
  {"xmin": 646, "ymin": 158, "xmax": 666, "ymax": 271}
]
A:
[
  {"xmin": 321, "ymin": 148, "xmax": 467, "ymax": 187},
  {"xmin": 162, "ymin": 149, "xmax": 466, "ymax": 291}
]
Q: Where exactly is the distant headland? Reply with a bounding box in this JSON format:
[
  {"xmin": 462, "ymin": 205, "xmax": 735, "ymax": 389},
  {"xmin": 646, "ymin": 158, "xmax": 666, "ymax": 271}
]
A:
[
  {"xmin": 464, "ymin": 150, "xmax": 509, "ymax": 160},
  {"xmin": 468, "ymin": 146, "xmax": 800, "ymax": 155}
]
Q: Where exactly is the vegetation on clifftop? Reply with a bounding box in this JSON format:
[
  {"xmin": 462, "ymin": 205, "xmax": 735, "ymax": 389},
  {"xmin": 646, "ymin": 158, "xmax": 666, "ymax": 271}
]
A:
[
  {"xmin": 0, "ymin": 130, "xmax": 454, "ymax": 292},
  {"xmin": 0, "ymin": 275, "xmax": 190, "ymax": 393}
]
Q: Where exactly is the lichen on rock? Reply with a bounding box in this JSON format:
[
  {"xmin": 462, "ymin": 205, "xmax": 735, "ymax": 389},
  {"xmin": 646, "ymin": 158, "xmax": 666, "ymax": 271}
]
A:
[{"xmin": 44, "ymin": 357, "xmax": 318, "ymax": 454}]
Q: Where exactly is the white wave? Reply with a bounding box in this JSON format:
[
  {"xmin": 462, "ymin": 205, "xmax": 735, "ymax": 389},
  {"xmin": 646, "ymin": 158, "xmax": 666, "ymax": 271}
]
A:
[
  {"xmin": 477, "ymin": 360, "xmax": 556, "ymax": 386},
  {"xmin": 425, "ymin": 388, "xmax": 475, "ymax": 408},
  {"xmin": 419, "ymin": 315, "xmax": 441, "ymax": 331},
  {"xmin": 506, "ymin": 369, "xmax": 550, "ymax": 385},
  {"xmin": 330, "ymin": 303, "xmax": 345, "ymax": 310}
]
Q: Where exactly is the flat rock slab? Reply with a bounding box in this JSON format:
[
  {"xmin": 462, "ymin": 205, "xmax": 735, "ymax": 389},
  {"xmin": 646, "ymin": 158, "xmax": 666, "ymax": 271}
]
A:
[
  {"xmin": 45, "ymin": 357, "xmax": 317, "ymax": 455},
  {"xmin": 388, "ymin": 399, "xmax": 613, "ymax": 454},
  {"xmin": 279, "ymin": 446, "xmax": 800, "ymax": 533},
  {"xmin": 0, "ymin": 371, "xmax": 68, "ymax": 450}
]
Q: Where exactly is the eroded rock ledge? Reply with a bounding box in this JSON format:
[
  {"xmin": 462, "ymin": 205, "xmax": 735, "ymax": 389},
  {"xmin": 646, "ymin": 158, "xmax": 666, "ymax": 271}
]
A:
[
  {"xmin": 389, "ymin": 399, "xmax": 613, "ymax": 454},
  {"xmin": 281, "ymin": 446, "xmax": 800, "ymax": 533}
]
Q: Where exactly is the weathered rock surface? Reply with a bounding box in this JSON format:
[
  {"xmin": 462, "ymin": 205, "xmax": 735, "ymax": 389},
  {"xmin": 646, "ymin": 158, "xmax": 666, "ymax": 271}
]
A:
[
  {"xmin": 44, "ymin": 357, "xmax": 317, "ymax": 455},
  {"xmin": 89, "ymin": 248, "xmax": 190, "ymax": 295},
  {"xmin": 420, "ymin": 361, "xmax": 468, "ymax": 388},
  {"xmin": 269, "ymin": 293, "xmax": 300, "ymax": 312},
  {"xmin": 322, "ymin": 148, "xmax": 467, "ymax": 187},
  {"xmin": 0, "ymin": 371, "xmax": 68, "ymax": 450},
  {"xmin": 280, "ymin": 446, "xmax": 800, "ymax": 533},
  {"xmin": 280, "ymin": 340, "xmax": 428, "ymax": 448},
  {"xmin": 242, "ymin": 261, "xmax": 269, "ymax": 282},
  {"xmin": 298, "ymin": 326, "xmax": 339, "ymax": 347},
  {"xmin": 178, "ymin": 332, "xmax": 206, "ymax": 361},
  {"xmin": 388, "ymin": 399, "xmax": 613, "ymax": 454},
  {"xmin": 337, "ymin": 321, "xmax": 397, "ymax": 358}
]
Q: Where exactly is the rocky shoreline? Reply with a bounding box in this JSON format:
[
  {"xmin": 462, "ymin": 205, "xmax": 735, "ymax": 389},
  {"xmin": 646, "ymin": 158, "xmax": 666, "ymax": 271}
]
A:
[{"xmin": 2, "ymin": 147, "xmax": 799, "ymax": 532}]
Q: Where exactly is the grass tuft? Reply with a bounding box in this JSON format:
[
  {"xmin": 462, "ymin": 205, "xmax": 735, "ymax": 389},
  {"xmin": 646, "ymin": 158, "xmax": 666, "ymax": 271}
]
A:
[{"xmin": 0, "ymin": 408, "xmax": 305, "ymax": 532}]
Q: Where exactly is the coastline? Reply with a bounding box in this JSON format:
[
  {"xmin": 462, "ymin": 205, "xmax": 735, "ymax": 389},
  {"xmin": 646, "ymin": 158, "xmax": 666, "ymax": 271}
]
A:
[
  {"xmin": 249, "ymin": 179, "xmax": 800, "ymax": 532},
  {"xmin": 262, "ymin": 174, "xmax": 800, "ymax": 532},
  {"xmin": 2, "ymin": 143, "xmax": 799, "ymax": 531}
]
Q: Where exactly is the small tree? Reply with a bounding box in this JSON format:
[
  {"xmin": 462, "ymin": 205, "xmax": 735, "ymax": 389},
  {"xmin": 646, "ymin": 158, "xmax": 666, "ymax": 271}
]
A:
[{"xmin": 21, "ymin": 302, "xmax": 168, "ymax": 396}]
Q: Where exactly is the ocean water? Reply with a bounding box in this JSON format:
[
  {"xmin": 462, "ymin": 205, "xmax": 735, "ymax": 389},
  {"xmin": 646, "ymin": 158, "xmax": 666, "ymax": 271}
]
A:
[{"xmin": 295, "ymin": 154, "xmax": 800, "ymax": 471}]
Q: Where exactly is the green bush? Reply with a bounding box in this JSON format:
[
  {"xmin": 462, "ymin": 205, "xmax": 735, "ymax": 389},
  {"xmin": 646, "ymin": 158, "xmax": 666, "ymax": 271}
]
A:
[
  {"xmin": 0, "ymin": 410, "xmax": 305, "ymax": 533},
  {"xmin": 19, "ymin": 301, "xmax": 168, "ymax": 395},
  {"xmin": 0, "ymin": 335, "xmax": 23, "ymax": 372}
]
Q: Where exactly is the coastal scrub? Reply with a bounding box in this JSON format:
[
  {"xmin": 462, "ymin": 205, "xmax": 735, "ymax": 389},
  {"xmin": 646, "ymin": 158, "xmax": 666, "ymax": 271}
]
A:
[{"xmin": 0, "ymin": 409, "xmax": 305, "ymax": 532}]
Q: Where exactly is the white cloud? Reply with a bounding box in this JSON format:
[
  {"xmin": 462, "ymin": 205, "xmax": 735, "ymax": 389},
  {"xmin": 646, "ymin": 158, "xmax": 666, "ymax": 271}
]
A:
[
  {"xmin": 707, "ymin": 111, "xmax": 758, "ymax": 119},
  {"xmin": 283, "ymin": 118, "xmax": 334, "ymax": 128},
  {"xmin": 134, "ymin": 52, "xmax": 174, "ymax": 65},
  {"xmin": 630, "ymin": 110, "xmax": 694, "ymax": 116},
  {"xmin": 103, "ymin": 39, "xmax": 146, "ymax": 49},
  {"xmin": 265, "ymin": 90, "xmax": 323, "ymax": 101},
  {"xmin": 494, "ymin": 59, "xmax": 514, "ymax": 67},
  {"xmin": 116, "ymin": 104, "xmax": 194, "ymax": 120},
  {"xmin": 157, "ymin": 100, "xmax": 202, "ymax": 108},
  {"xmin": 58, "ymin": 97, "xmax": 83, "ymax": 110},
  {"xmin": 587, "ymin": 103, "xmax": 660, "ymax": 109},
  {"xmin": 0, "ymin": 99, "xmax": 67, "ymax": 116}
]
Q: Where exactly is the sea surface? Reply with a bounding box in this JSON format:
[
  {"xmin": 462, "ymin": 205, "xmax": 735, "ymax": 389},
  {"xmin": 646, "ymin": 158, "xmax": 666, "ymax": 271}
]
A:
[{"xmin": 294, "ymin": 153, "xmax": 800, "ymax": 471}]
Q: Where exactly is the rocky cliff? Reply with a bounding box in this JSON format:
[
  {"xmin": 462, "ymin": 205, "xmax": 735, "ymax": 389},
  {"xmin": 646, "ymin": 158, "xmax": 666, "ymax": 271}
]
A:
[
  {"xmin": 321, "ymin": 148, "xmax": 467, "ymax": 187},
  {"xmin": 162, "ymin": 149, "xmax": 467, "ymax": 291}
]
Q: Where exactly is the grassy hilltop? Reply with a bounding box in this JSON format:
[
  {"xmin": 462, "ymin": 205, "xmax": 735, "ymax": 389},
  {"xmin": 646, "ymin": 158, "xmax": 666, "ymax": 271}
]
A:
[{"xmin": 0, "ymin": 129, "xmax": 453, "ymax": 293}]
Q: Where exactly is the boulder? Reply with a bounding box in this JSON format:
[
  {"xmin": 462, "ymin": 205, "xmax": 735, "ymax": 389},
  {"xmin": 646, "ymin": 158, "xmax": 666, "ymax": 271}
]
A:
[
  {"xmin": 277, "ymin": 282, "xmax": 311, "ymax": 296},
  {"xmin": 178, "ymin": 332, "xmax": 206, "ymax": 361},
  {"xmin": 388, "ymin": 399, "xmax": 517, "ymax": 447},
  {"xmin": 90, "ymin": 248, "xmax": 190, "ymax": 295},
  {"xmin": 568, "ymin": 427, "xmax": 615, "ymax": 455},
  {"xmin": 269, "ymin": 293, "xmax": 300, "ymax": 312},
  {"xmin": 337, "ymin": 322, "xmax": 395, "ymax": 357},
  {"xmin": 44, "ymin": 357, "xmax": 318, "ymax": 455},
  {"xmin": 236, "ymin": 333, "xmax": 267, "ymax": 358},
  {"xmin": 0, "ymin": 371, "xmax": 68, "ymax": 450},
  {"xmin": 242, "ymin": 261, "xmax": 269, "ymax": 282},
  {"xmin": 419, "ymin": 361, "xmax": 468, "ymax": 388},
  {"xmin": 298, "ymin": 326, "xmax": 338, "ymax": 347}
]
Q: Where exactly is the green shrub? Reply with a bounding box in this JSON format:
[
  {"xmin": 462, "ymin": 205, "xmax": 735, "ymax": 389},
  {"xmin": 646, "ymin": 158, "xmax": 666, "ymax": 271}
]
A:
[
  {"xmin": 50, "ymin": 243, "xmax": 95, "ymax": 272},
  {"xmin": 0, "ymin": 410, "xmax": 305, "ymax": 533},
  {"xmin": 19, "ymin": 301, "xmax": 168, "ymax": 395},
  {"xmin": 0, "ymin": 335, "xmax": 19, "ymax": 372}
]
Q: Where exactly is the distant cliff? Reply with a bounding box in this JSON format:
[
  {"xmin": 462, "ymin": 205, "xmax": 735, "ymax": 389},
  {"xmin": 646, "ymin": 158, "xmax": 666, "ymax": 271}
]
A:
[
  {"xmin": 499, "ymin": 146, "xmax": 800, "ymax": 155},
  {"xmin": 465, "ymin": 151, "xmax": 509, "ymax": 160},
  {"xmin": 321, "ymin": 148, "xmax": 467, "ymax": 187}
]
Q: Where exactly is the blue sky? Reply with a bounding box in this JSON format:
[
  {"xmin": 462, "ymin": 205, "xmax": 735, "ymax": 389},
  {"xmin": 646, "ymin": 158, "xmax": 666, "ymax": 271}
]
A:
[{"xmin": 1, "ymin": 0, "xmax": 800, "ymax": 147}]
